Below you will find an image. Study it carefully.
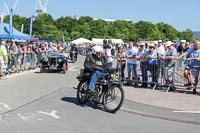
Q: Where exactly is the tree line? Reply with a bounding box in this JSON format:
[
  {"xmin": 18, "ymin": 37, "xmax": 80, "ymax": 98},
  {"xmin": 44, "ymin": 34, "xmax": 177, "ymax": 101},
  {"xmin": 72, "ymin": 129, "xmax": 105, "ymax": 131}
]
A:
[{"xmin": 4, "ymin": 13, "xmax": 195, "ymax": 42}]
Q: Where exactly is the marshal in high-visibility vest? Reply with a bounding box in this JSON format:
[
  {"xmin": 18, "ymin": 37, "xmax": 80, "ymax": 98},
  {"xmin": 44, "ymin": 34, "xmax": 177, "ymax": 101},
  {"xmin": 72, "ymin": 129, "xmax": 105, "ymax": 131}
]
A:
[
  {"xmin": 0, "ymin": 43, "xmax": 8, "ymax": 62},
  {"xmin": 0, "ymin": 46, "xmax": 4, "ymax": 61}
]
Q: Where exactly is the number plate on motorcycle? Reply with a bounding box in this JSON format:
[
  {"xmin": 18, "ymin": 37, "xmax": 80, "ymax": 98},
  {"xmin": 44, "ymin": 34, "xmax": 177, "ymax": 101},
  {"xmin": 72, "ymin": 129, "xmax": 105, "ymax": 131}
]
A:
[{"xmin": 111, "ymin": 74, "xmax": 118, "ymax": 81}]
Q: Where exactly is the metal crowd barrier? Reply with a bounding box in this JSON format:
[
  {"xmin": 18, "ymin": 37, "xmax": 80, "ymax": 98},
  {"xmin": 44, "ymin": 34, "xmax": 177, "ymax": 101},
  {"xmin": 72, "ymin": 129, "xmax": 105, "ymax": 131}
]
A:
[{"xmin": 117, "ymin": 57, "xmax": 200, "ymax": 92}]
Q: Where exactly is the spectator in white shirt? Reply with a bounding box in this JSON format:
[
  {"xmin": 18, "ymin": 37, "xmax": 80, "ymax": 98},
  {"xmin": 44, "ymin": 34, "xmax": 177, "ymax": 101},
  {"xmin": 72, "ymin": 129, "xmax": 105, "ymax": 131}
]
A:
[
  {"xmin": 157, "ymin": 40, "xmax": 165, "ymax": 56},
  {"xmin": 126, "ymin": 41, "xmax": 139, "ymax": 86}
]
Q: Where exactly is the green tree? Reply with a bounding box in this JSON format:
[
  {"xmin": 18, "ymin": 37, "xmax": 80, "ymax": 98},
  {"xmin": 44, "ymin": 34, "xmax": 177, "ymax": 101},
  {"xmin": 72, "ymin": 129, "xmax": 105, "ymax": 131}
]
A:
[
  {"xmin": 156, "ymin": 22, "xmax": 178, "ymax": 41},
  {"xmin": 112, "ymin": 20, "xmax": 131, "ymax": 41},
  {"xmin": 2, "ymin": 14, "xmax": 193, "ymax": 43},
  {"xmin": 179, "ymin": 29, "xmax": 194, "ymax": 42},
  {"xmin": 135, "ymin": 21, "xmax": 161, "ymax": 40}
]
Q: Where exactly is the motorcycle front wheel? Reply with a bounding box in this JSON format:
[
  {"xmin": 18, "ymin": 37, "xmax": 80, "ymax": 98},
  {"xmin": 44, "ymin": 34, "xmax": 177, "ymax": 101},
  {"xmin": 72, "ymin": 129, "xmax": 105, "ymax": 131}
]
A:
[
  {"xmin": 103, "ymin": 85, "xmax": 124, "ymax": 113},
  {"xmin": 77, "ymin": 81, "xmax": 89, "ymax": 104}
]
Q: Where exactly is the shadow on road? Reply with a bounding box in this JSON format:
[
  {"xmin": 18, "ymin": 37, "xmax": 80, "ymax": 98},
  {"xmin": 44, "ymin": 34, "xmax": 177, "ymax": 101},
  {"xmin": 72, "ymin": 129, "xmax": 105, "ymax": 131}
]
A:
[
  {"xmin": 68, "ymin": 61, "xmax": 76, "ymax": 63},
  {"xmin": 61, "ymin": 97, "xmax": 105, "ymax": 111},
  {"xmin": 34, "ymin": 71, "xmax": 65, "ymax": 74}
]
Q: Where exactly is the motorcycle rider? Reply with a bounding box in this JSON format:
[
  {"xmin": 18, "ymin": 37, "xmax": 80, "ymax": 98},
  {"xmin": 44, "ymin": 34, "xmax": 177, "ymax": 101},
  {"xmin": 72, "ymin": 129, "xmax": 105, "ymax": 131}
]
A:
[{"xmin": 84, "ymin": 45, "xmax": 108, "ymax": 94}]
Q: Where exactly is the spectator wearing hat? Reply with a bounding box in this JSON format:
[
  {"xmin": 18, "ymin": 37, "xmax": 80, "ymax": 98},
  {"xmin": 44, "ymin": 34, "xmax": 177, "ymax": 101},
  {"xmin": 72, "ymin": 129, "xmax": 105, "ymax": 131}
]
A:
[
  {"xmin": 177, "ymin": 40, "xmax": 186, "ymax": 54},
  {"xmin": 176, "ymin": 40, "xmax": 186, "ymax": 68},
  {"xmin": 157, "ymin": 40, "xmax": 165, "ymax": 56},
  {"xmin": 154, "ymin": 41, "xmax": 158, "ymax": 49},
  {"xmin": 145, "ymin": 43, "xmax": 158, "ymax": 88},
  {"xmin": 161, "ymin": 41, "xmax": 177, "ymax": 91}
]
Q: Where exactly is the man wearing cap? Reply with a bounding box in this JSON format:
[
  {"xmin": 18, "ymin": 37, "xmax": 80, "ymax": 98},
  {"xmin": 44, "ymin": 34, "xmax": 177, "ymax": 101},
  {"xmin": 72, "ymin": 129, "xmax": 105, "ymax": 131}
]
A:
[
  {"xmin": 177, "ymin": 40, "xmax": 186, "ymax": 54},
  {"xmin": 154, "ymin": 41, "xmax": 158, "ymax": 49},
  {"xmin": 161, "ymin": 41, "xmax": 177, "ymax": 91},
  {"xmin": 157, "ymin": 40, "xmax": 165, "ymax": 56},
  {"xmin": 137, "ymin": 43, "xmax": 148, "ymax": 87}
]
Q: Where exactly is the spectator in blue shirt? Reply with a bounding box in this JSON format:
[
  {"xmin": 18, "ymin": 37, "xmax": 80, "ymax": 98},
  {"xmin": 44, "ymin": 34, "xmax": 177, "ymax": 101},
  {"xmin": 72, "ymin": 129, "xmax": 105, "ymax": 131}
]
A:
[
  {"xmin": 145, "ymin": 43, "xmax": 158, "ymax": 88},
  {"xmin": 177, "ymin": 40, "xmax": 200, "ymax": 94}
]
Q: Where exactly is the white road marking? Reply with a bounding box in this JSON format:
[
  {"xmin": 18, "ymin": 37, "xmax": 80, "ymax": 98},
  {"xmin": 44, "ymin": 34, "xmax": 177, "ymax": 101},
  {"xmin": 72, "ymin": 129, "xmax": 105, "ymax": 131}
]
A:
[
  {"xmin": 68, "ymin": 65, "xmax": 81, "ymax": 71},
  {"xmin": 173, "ymin": 110, "xmax": 200, "ymax": 114},
  {"xmin": 0, "ymin": 103, "xmax": 11, "ymax": 111},
  {"xmin": 70, "ymin": 69, "xmax": 78, "ymax": 72},
  {"xmin": 17, "ymin": 113, "xmax": 30, "ymax": 122},
  {"xmin": 17, "ymin": 113, "xmax": 42, "ymax": 122},
  {"xmin": 37, "ymin": 110, "xmax": 60, "ymax": 119}
]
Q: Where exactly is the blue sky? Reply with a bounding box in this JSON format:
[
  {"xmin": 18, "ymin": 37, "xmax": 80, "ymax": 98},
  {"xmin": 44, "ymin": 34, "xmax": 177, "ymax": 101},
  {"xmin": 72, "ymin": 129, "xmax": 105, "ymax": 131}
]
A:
[{"xmin": 1, "ymin": 0, "xmax": 199, "ymax": 31}]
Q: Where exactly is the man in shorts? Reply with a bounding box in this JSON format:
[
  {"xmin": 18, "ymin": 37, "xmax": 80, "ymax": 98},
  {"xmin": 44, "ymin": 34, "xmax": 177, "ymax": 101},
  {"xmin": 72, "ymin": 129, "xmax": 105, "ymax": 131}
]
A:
[
  {"xmin": 177, "ymin": 40, "xmax": 200, "ymax": 94},
  {"xmin": 161, "ymin": 41, "xmax": 177, "ymax": 91}
]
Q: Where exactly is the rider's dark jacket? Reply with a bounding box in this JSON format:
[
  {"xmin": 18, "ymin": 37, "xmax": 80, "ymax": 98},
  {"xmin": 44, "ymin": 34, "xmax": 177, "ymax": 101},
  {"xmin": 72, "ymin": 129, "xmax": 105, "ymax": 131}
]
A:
[{"xmin": 84, "ymin": 54, "xmax": 108, "ymax": 72}]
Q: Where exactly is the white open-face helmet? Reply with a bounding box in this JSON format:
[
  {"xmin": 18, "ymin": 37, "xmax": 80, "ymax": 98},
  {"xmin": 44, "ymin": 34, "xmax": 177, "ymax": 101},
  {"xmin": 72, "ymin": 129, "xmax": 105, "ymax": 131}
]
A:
[{"xmin": 92, "ymin": 45, "xmax": 103, "ymax": 54}]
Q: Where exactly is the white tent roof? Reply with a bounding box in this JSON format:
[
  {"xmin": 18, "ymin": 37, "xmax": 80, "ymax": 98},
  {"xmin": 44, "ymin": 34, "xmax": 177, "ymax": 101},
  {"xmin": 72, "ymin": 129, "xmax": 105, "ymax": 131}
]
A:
[
  {"xmin": 92, "ymin": 38, "xmax": 124, "ymax": 45},
  {"xmin": 111, "ymin": 39, "xmax": 124, "ymax": 44},
  {"xmin": 92, "ymin": 38, "xmax": 104, "ymax": 45},
  {"xmin": 71, "ymin": 37, "xmax": 92, "ymax": 44}
]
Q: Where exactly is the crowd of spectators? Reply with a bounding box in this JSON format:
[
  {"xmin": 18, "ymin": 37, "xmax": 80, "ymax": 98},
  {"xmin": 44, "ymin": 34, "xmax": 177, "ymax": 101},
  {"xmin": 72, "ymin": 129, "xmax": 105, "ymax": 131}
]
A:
[
  {"xmin": 76, "ymin": 39, "xmax": 200, "ymax": 93},
  {"xmin": 0, "ymin": 40, "xmax": 69, "ymax": 79}
]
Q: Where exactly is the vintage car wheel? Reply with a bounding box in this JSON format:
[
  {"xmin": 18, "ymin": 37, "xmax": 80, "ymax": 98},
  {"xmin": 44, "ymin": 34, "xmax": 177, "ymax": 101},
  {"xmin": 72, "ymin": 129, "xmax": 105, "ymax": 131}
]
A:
[{"xmin": 63, "ymin": 63, "xmax": 67, "ymax": 74}]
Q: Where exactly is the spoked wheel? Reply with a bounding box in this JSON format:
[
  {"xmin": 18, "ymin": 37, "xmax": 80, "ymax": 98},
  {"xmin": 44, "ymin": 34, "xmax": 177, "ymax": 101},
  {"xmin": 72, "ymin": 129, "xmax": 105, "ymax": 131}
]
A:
[
  {"xmin": 63, "ymin": 63, "xmax": 67, "ymax": 74},
  {"xmin": 103, "ymin": 85, "xmax": 124, "ymax": 113},
  {"xmin": 77, "ymin": 81, "xmax": 89, "ymax": 104}
]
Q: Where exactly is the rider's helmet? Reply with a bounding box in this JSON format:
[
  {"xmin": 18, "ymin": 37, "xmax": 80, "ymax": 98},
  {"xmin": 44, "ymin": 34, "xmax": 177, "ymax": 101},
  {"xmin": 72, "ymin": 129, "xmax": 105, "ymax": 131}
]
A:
[{"xmin": 92, "ymin": 45, "xmax": 103, "ymax": 55}]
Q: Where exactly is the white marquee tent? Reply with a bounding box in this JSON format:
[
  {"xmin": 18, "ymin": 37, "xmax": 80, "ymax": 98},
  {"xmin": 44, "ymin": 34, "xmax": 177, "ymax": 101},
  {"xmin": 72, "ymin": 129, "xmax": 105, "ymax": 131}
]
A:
[
  {"xmin": 92, "ymin": 38, "xmax": 124, "ymax": 45},
  {"xmin": 71, "ymin": 37, "xmax": 93, "ymax": 44}
]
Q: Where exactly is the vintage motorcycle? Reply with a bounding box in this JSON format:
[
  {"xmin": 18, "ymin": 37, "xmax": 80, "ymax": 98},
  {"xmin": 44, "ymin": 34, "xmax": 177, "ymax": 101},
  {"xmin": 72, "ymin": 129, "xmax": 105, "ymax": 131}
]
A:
[{"xmin": 76, "ymin": 68, "xmax": 124, "ymax": 113}]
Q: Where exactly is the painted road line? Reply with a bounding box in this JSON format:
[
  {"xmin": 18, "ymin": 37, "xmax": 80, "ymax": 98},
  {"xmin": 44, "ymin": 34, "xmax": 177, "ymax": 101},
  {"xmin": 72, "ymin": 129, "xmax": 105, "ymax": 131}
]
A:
[
  {"xmin": 173, "ymin": 110, "xmax": 200, "ymax": 114},
  {"xmin": 0, "ymin": 103, "xmax": 11, "ymax": 111},
  {"xmin": 37, "ymin": 110, "xmax": 60, "ymax": 119},
  {"xmin": 68, "ymin": 65, "xmax": 81, "ymax": 71}
]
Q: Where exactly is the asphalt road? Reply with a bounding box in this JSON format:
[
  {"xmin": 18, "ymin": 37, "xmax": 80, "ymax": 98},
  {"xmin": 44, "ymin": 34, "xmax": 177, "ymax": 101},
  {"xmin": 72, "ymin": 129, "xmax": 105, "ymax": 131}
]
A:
[{"xmin": 0, "ymin": 55, "xmax": 200, "ymax": 133}]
